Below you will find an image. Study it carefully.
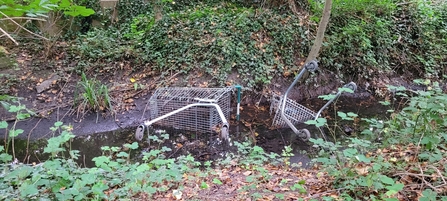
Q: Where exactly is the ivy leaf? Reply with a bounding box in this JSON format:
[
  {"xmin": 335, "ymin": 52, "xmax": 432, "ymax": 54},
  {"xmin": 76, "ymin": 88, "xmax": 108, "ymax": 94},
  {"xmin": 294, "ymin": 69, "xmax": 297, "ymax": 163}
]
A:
[
  {"xmin": 16, "ymin": 112, "xmax": 30, "ymax": 120},
  {"xmin": 54, "ymin": 121, "xmax": 63, "ymax": 127},
  {"xmin": 420, "ymin": 189, "xmax": 438, "ymax": 201},
  {"xmin": 124, "ymin": 142, "xmax": 139, "ymax": 150},
  {"xmin": 355, "ymin": 154, "xmax": 371, "ymax": 163},
  {"xmin": 342, "ymin": 148, "xmax": 358, "ymax": 158},
  {"xmin": 116, "ymin": 152, "xmax": 129, "ymax": 158}
]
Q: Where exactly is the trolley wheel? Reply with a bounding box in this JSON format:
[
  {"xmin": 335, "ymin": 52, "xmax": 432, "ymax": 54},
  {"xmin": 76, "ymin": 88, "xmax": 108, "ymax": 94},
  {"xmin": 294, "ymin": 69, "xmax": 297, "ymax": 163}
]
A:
[
  {"xmin": 135, "ymin": 125, "xmax": 145, "ymax": 141},
  {"xmin": 220, "ymin": 125, "xmax": 229, "ymax": 142},
  {"xmin": 297, "ymin": 129, "xmax": 311, "ymax": 141},
  {"xmin": 304, "ymin": 60, "xmax": 319, "ymax": 72},
  {"xmin": 344, "ymin": 82, "xmax": 357, "ymax": 92}
]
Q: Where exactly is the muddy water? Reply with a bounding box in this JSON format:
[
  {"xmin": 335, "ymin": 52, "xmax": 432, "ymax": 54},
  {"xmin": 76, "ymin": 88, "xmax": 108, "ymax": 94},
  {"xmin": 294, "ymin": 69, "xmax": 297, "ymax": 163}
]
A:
[
  {"xmin": 10, "ymin": 129, "xmax": 136, "ymax": 167},
  {"xmin": 8, "ymin": 95, "xmax": 393, "ymax": 168}
]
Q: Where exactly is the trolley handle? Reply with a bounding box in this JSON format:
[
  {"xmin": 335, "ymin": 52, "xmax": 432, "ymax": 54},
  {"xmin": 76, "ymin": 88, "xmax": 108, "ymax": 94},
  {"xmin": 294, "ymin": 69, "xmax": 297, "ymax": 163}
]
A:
[
  {"xmin": 194, "ymin": 98, "xmax": 217, "ymax": 103},
  {"xmin": 314, "ymin": 82, "xmax": 357, "ymax": 119},
  {"xmin": 280, "ymin": 60, "xmax": 319, "ymax": 135}
]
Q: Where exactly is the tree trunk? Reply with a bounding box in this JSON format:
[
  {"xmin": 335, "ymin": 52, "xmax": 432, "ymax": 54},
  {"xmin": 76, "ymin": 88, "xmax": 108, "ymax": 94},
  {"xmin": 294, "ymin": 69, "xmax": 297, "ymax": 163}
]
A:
[
  {"xmin": 153, "ymin": 0, "xmax": 163, "ymax": 22},
  {"xmin": 305, "ymin": 0, "xmax": 332, "ymax": 63},
  {"xmin": 288, "ymin": 0, "xmax": 299, "ymax": 16}
]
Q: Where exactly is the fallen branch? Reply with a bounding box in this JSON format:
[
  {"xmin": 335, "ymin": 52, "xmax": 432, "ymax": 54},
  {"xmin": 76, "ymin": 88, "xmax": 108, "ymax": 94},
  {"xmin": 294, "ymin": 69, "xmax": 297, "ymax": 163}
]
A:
[
  {"xmin": 0, "ymin": 17, "xmax": 46, "ymax": 21},
  {"xmin": 0, "ymin": 27, "xmax": 18, "ymax": 45},
  {"xmin": 0, "ymin": 11, "xmax": 49, "ymax": 44},
  {"xmin": 394, "ymin": 171, "xmax": 445, "ymax": 192},
  {"xmin": 428, "ymin": 165, "xmax": 447, "ymax": 185}
]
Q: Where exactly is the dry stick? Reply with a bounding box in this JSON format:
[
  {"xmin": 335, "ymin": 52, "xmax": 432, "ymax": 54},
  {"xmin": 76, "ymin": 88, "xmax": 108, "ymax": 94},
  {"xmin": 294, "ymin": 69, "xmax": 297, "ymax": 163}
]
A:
[
  {"xmin": 0, "ymin": 11, "xmax": 49, "ymax": 41},
  {"xmin": 0, "ymin": 17, "xmax": 46, "ymax": 21},
  {"xmin": 24, "ymin": 118, "xmax": 42, "ymax": 163},
  {"xmin": 0, "ymin": 27, "xmax": 19, "ymax": 45},
  {"xmin": 394, "ymin": 172, "xmax": 436, "ymax": 178},
  {"xmin": 83, "ymin": 154, "xmax": 86, "ymax": 168},
  {"xmin": 304, "ymin": 187, "xmax": 348, "ymax": 199},
  {"xmin": 428, "ymin": 165, "xmax": 447, "ymax": 184}
]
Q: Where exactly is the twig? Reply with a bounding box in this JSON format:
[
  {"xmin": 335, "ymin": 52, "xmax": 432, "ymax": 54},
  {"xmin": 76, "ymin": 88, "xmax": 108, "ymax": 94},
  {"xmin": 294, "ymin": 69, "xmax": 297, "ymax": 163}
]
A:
[
  {"xmin": 0, "ymin": 11, "xmax": 49, "ymax": 41},
  {"xmin": 0, "ymin": 27, "xmax": 19, "ymax": 45},
  {"xmin": 394, "ymin": 170, "xmax": 440, "ymax": 192},
  {"xmin": 394, "ymin": 172, "xmax": 435, "ymax": 178},
  {"xmin": 428, "ymin": 165, "xmax": 447, "ymax": 184},
  {"xmin": 304, "ymin": 187, "xmax": 348, "ymax": 199},
  {"xmin": 24, "ymin": 118, "xmax": 42, "ymax": 163},
  {"xmin": 0, "ymin": 17, "xmax": 46, "ymax": 21}
]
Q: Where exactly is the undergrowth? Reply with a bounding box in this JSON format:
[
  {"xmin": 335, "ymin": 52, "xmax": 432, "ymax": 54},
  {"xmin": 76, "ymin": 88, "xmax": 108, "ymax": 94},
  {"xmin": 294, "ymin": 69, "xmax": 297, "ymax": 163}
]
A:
[
  {"xmin": 66, "ymin": 0, "xmax": 447, "ymax": 90},
  {"xmin": 2, "ymin": 80, "xmax": 447, "ymax": 200},
  {"xmin": 308, "ymin": 79, "xmax": 447, "ymax": 200}
]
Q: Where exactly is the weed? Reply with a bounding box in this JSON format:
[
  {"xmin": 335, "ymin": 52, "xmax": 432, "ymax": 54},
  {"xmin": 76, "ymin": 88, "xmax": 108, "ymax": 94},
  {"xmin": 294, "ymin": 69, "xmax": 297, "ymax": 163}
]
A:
[
  {"xmin": 73, "ymin": 72, "xmax": 113, "ymax": 119},
  {"xmin": 308, "ymin": 79, "xmax": 447, "ymax": 200},
  {"xmin": 0, "ymin": 95, "xmax": 35, "ymax": 160}
]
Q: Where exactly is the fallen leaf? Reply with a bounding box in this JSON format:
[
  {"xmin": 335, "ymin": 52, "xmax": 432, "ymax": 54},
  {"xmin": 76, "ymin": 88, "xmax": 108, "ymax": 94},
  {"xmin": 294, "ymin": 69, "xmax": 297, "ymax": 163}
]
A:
[{"xmin": 243, "ymin": 171, "xmax": 252, "ymax": 176}]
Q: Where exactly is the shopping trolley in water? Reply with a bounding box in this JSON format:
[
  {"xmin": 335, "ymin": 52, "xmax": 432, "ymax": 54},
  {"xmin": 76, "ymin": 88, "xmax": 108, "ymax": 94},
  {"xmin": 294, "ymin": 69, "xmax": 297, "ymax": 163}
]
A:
[
  {"xmin": 135, "ymin": 87, "xmax": 237, "ymax": 144},
  {"xmin": 270, "ymin": 60, "xmax": 357, "ymax": 141}
]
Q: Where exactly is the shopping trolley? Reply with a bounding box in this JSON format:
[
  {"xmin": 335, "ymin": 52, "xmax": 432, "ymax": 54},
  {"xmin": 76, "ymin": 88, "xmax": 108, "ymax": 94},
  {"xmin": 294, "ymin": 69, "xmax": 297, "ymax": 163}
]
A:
[
  {"xmin": 135, "ymin": 87, "xmax": 234, "ymax": 144},
  {"xmin": 270, "ymin": 60, "xmax": 357, "ymax": 141}
]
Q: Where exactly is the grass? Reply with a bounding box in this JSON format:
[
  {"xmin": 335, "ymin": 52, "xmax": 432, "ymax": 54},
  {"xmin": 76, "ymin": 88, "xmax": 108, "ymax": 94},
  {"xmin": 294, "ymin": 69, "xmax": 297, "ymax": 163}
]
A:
[{"xmin": 74, "ymin": 72, "xmax": 114, "ymax": 120}]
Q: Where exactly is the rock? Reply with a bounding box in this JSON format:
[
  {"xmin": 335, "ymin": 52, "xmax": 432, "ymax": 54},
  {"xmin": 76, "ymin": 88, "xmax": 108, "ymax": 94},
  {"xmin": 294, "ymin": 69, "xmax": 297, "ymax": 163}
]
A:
[{"xmin": 36, "ymin": 74, "xmax": 60, "ymax": 93}]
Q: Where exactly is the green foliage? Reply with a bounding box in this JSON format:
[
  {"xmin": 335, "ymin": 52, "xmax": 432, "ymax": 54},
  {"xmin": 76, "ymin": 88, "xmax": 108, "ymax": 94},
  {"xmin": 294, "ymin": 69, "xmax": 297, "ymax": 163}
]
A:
[
  {"xmin": 306, "ymin": 85, "xmax": 357, "ymax": 139},
  {"xmin": 74, "ymin": 28, "xmax": 139, "ymax": 66},
  {"xmin": 74, "ymin": 72, "xmax": 113, "ymax": 115},
  {"xmin": 312, "ymin": 79, "xmax": 447, "ymax": 200},
  {"xmin": 116, "ymin": 0, "xmax": 153, "ymax": 24},
  {"xmin": 309, "ymin": 0, "xmax": 447, "ymax": 80},
  {"xmin": 0, "ymin": 95, "xmax": 35, "ymax": 160},
  {"xmin": 311, "ymin": 137, "xmax": 403, "ymax": 200},
  {"xmin": 231, "ymin": 141, "xmax": 281, "ymax": 169},
  {"xmin": 132, "ymin": 3, "xmax": 306, "ymax": 88},
  {"xmin": 0, "ymin": 0, "xmax": 94, "ymax": 17},
  {"xmin": 382, "ymin": 79, "xmax": 447, "ymax": 150}
]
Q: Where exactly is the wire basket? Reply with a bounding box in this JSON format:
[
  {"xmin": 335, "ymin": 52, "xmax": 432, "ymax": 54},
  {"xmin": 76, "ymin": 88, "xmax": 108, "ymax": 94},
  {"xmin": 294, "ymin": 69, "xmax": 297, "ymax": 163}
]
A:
[
  {"xmin": 148, "ymin": 87, "xmax": 233, "ymax": 134},
  {"xmin": 270, "ymin": 94, "xmax": 316, "ymax": 129}
]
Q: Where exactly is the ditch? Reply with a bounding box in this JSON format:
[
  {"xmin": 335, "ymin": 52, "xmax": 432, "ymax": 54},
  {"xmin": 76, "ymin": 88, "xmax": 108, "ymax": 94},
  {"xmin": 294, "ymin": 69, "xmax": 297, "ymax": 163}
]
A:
[{"xmin": 7, "ymin": 94, "xmax": 395, "ymax": 168}]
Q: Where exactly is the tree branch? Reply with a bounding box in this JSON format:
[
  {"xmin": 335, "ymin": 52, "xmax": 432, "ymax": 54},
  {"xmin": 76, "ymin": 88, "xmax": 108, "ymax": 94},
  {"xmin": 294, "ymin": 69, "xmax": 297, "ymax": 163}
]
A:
[
  {"xmin": 0, "ymin": 11, "xmax": 49, "ymax": 44},
  {"xmin": 0, "ymin": 27, "xmax": 19, "ymax": 45}
]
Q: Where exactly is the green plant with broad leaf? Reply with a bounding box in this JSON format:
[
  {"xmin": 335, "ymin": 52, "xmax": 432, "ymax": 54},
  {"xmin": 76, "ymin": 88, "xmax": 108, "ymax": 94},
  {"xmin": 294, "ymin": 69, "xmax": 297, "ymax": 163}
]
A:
[
  {"xmin": 0, "ymin": 95, "xmax": 35, "ymax": 161},
  {"xmin": 305, "ymin": 85, "xmax": 357, "ymax": 140},
  {"xmin": 312, "ymin": 79, "xmax": 447, "ymax": 200}
]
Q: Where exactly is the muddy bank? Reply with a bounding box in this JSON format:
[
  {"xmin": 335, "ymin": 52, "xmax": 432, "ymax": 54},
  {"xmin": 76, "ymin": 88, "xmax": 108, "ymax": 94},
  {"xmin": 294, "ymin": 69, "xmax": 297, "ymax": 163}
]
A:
[
  {"xmin": 1, "ymin": 80, "xmax": 393, "ymax": 141},
  {"xmin": 1, "ymin": 97, "xmax": 151, "ymax": 140}
]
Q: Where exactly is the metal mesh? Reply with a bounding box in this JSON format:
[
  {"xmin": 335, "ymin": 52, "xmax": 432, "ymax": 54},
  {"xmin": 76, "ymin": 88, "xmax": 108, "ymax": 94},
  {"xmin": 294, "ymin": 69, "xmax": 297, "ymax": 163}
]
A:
[
  {"xmin": 149, "ymin": 87, "xmax": 232, "ymax": 133},
  {"xmin": 270, "ymin": 94, "xmax": 316, "ymax": 128}
]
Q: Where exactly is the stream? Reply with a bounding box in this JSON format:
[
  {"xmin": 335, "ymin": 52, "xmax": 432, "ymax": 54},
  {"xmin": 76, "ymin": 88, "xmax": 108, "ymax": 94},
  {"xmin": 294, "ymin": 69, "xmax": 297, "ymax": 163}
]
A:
[{"xmin": 5, "ymin": 94, "xmax": 395, "ymax": 168}]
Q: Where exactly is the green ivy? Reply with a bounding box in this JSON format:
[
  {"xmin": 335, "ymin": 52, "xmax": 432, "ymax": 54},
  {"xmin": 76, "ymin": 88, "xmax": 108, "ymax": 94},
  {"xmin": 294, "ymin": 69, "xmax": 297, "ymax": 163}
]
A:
[{"xmin": 137, "ymin": 4, "xmax": 307, "ymax": 88}]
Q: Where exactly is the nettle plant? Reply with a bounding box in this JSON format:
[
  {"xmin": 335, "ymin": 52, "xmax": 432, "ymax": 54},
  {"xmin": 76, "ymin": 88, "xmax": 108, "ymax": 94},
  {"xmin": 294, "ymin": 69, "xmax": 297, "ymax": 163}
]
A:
[
  {"xmin": 0, "ymin": 95, "xmax": 35, "ymax": 160},
  {"xmin": 307, "ymin": 79, "xmax": 447, "ymax": 200},
  {"xmin": 380, "ymin": 79, "xmax": 447, "ymax": 155},
  {"xmin": 304, "ymin": 86, "xmax": 406, "ymax": 200},
  {"xmin": 305, "ymin": 85, "xmax": 358, "ymax": 140}
]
